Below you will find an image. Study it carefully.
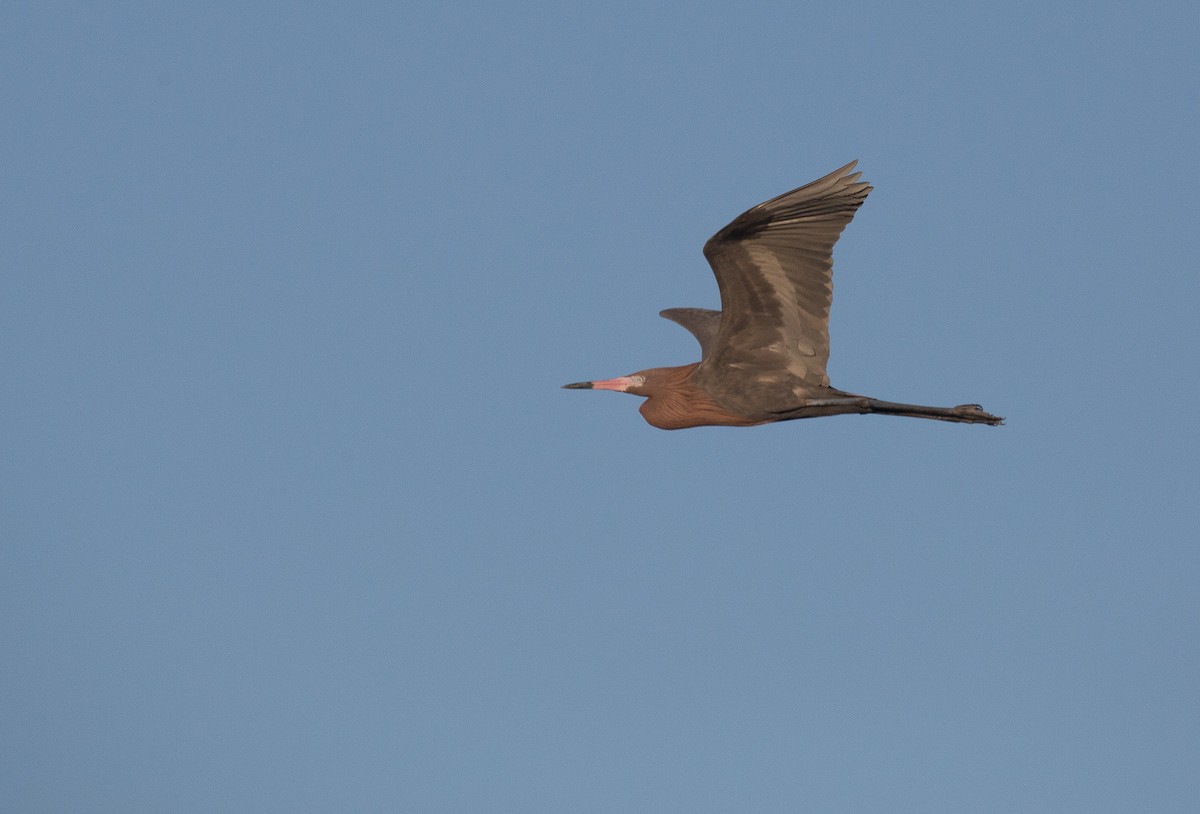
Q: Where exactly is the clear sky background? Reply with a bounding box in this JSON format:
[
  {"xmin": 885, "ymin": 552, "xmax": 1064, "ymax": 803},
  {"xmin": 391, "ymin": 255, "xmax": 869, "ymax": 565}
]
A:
[{"xmin": 3, "ymin": 3, "xmax": 1198, "ymax": 812}]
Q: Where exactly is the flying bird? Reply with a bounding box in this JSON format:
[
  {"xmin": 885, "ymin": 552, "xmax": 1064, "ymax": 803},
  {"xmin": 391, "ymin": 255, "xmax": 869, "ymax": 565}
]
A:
[{"xmin": 564, "ymin": 161, "xmax": 1002, "ymax": 430}]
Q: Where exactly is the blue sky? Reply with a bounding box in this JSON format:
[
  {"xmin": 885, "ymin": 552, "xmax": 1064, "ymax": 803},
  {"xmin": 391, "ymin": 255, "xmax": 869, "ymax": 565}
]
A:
[{"xmin": 3, "ymin": 2, "xmax": 1198, "ymax": 811}]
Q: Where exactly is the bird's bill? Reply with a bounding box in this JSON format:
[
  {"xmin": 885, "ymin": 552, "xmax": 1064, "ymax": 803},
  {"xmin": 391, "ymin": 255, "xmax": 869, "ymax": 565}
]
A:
[{"xmin": 562, "ymin": 376, "xmax": 635, "ymax": 392}]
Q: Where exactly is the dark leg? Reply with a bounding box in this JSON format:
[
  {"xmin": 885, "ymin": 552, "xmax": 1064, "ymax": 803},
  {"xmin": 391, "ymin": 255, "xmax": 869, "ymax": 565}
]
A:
[
  {"xmin": 801, "ymin": 397, "xmax": 1004, "ymax": 426},
  {"xmin": 863, "ymin": 398, "xmax": 1003, "ymax": 425}
]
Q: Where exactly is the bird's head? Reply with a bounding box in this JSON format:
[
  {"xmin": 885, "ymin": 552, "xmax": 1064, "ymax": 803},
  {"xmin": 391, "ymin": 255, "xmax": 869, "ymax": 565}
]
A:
[
  {"xmin": 563, "ymin": 363, "xmax": 745, "ymax": 430},
  {"xmin": 564, "ymin": 366, "xmax": 697, "ymax": 398},
  {"xmin": 562, "ymin": 371, "xmax": 652, "ymax": 396}
]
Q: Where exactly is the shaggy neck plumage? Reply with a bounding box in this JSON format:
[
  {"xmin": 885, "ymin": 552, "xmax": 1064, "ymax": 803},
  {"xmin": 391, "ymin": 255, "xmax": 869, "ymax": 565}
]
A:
[{"xmin": 636, "ymin": 364, "xmax": 764, "ymax": 430}]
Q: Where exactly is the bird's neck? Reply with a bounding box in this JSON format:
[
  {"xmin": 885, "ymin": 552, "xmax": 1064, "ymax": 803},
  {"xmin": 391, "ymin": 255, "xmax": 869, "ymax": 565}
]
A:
[{"xmin": 638, "ymin": 364, "xmax": 764, "ymax": 430}]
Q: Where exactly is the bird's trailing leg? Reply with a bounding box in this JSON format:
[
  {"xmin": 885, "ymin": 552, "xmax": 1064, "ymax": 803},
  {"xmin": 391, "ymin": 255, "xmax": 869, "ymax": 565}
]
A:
[{"xmin": 799, "ymin": 397, "xmax": 1004, "ymax": 426}]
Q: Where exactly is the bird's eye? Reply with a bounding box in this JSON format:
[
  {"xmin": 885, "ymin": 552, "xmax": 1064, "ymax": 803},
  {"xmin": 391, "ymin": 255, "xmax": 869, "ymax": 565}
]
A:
[{"xmin": 631, "ymin": 376, "xmax": 645, "ymax": 385}]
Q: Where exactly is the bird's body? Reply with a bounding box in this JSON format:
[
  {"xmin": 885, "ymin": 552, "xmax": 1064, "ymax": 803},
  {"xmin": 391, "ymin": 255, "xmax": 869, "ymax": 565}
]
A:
[{"xmin": 564, "ymin": 162, "xmax": 1002, "ymax": 429}]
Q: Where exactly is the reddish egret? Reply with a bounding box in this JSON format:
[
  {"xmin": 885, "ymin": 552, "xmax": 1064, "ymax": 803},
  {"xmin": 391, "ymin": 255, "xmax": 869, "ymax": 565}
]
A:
[{"xmin": 564, "ymin": 162, "xmax": 1002, "ymax": 429}]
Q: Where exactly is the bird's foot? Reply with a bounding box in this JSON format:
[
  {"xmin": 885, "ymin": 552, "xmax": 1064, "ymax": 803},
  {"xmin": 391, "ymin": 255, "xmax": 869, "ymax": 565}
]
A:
[{"xmin": 952, "ymin": 404, "xmax": 1004, "ymax": 425}]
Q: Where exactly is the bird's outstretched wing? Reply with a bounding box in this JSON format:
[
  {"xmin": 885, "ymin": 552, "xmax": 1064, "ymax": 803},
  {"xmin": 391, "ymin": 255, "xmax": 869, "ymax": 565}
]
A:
[
  {"xmin": 659, "ymin": 308, "xmax": 722, "ymax": 359},
  {"xmin": 695, "ymin": 161, "xmax": 872, "ymax": 416}
]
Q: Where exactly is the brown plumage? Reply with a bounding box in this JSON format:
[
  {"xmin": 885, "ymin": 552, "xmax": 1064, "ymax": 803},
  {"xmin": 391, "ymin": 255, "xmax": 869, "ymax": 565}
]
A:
[{"xmin": 564, "ymin": 162, "xmax": 1003, "ymax": 429}]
